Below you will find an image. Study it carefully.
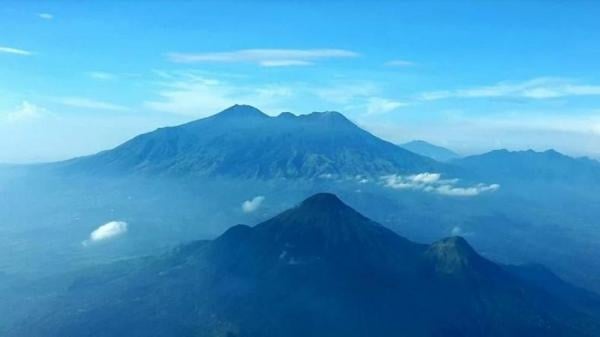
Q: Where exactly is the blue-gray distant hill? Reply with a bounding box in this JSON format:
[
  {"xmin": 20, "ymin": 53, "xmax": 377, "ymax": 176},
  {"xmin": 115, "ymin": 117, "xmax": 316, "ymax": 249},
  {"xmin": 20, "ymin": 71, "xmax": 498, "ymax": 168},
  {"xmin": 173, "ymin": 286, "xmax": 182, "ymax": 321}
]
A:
[
  {"xmin": 62, "ymin": 105, "xmax": 445, "ymax": 179},
  {"xmin": 453, "ymin": 149, "xmax": 600, "ymax": 186},
  {"xmin": 400, "ymin": 140, "xmax": 460, "ymax": 162}
]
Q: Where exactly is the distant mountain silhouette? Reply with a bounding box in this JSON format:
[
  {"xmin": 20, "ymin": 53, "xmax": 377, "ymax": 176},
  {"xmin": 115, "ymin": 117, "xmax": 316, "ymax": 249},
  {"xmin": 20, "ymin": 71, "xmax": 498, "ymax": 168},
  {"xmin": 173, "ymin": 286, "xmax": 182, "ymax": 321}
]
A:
[
  {"xmin": 62, "ymin": 105, "xmax": 444, "ymax": 179},
  {"xmin": 13, "ymin": 193, "xmax": 600, "ymax": 337},
  {"xmin": 453, "ymin": 149, "xmax": 600, "ymax": 184},
  {"xmin": 400, "ymin": 140, "xmax": 460, "ymax": 161}
]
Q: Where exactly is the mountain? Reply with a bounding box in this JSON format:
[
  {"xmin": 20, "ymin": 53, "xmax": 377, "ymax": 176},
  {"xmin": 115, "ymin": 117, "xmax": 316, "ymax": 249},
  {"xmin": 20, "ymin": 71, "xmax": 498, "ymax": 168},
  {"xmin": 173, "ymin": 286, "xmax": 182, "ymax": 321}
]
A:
[
  {"xmin": 11, "ymin": 193, "xmax": 600, "ymax": 337},
  {"xmin": 60, "ymin": 105, "xmax": 444, "ymax": 179},
  {"xmin": 453, "ymin": 149, "xmax": 600, "ymax": 185},
  {"xmin": 400, "ymin": 140, "xmax": 460, "ymax": 161}
]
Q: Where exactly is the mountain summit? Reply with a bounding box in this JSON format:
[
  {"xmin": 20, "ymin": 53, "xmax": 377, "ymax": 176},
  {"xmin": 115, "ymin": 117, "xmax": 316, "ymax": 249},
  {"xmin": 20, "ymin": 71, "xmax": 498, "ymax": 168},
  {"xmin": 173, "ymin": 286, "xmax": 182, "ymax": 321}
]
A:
[
  {"xmin": 211, "ymin": 104, "xmax": 269, "ymax": 119},
  {"xmin": 64, "ymin": 105, "xmax": 443, "ymax": 179},
  {"xmin": 14, "ymin": 193, "xmax": 600, "ymax": 337},
  {"xmin": 400, "ymin": 140, "xmax": 459, "ymax": 161}
]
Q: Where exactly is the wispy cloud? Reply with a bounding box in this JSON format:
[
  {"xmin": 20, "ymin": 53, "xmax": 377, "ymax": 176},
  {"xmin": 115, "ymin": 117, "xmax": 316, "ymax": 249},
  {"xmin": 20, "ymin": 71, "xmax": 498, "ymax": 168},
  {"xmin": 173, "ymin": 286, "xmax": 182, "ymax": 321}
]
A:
[
  {"xmin": 87, "ymin": 71, "xmax": 117, "ymax": 81},
  {"xmin": 167, "ymin": 48, "xmax": 359, "ymax": 67},
  {"xmin": 82, "ymin": 221, "xmax": 128, "ymax": 246},
  {"xmin": 3, "ymin": 101, "xmax": 45, "ymax": 123},
  {"xmin": 385, "ymin": 59, "xmax": 415, "ymax": 67},
  {"xmin": 145, "ymin": 72, "xmax": 405, "ymax": 117},
  {"xmin": 260, "ymin": 60, "xmax": 312, "ymax": 67},
  {"xmin": 365, "ymin": 97, "xmax": 407, "ymax": 115},
  {"xmin": 38, "ymin": 13, "xmax": 53, "ymax": 20},
  {"xmin": 242, "ymin": 196, "xmax": 265, "ymax": 213},
  {"xmin": 314, "ymin": 82, "xmax": 379, "ymax": 104},
  {"xmin": 313, "ymin": 82, "xmax": 406, "ymax": 115},
  {"xmin": 381, "ymin": 172, "xmax": 499, "ymax": 197},
  {"xmin": 420, "ymin": 77, "xmax": 600, "ymax": 101},
  {"xmin": 145, "ymin": 73, "xmax": 292, "ymax": 116},
  {"xmin": 58, "ymin": 97, "xmax": 129, "ymax": 111},
  {"xmin": 0, "ymin": 46, "xmax": 32, "ymax": 56}
]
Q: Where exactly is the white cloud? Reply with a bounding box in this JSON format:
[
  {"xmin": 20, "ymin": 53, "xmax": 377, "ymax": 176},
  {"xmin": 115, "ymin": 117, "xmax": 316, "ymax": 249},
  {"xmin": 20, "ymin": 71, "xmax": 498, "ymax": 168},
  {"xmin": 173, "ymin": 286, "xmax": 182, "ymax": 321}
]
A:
[
  {"xmin": 58, "ymin": 97, "xmax": 129, "ymax": 111},
  {"xmin": 83, "ymin": 221, "xmax": 128, "ymax": 246},
  {"xmin": 420, "ymin": 77, "xmax": 600, "ymax": 101},
  {"xmin": 409, "ymin": 172, "xmax": 441, "ymax": 184},
  {"xmin": 451, "ymin": 226, "xmax": 463, "ymax": 236},
  {"xmin": 167, "ymin": 48, "xmax": 359, "ymax": 67},
  {"xmin": 365, "ymin": 97, "xmax": 407, "ymax": 115},
  {"xmin": 436, "ymin": 183, "xmax": 500, "ymax": 197},
  {"xmin": 260, "ymin": 60, "xmax": 313, "ymax": 67},
  {"xmin": 385, "ymin": 59, "xmax": 415, "ymax": 67},
  {"xmin": 0, "ymin": 46, "xmax": 32, "ymax": 56},
  {"xmin": 450, "ymin": 226, "xmax": 475, "ymax": 237},
  {"xmin": 88, "ymin": 71, "xmax": 117, "ymax": 81},
  {"xmin": 4, "ymin": 101, "xmax": 45, "ymax": 123},
  {"xmin": 382, "ymin": 172, "xmax": 499, "ymax": 197},
  {"xmin": 38, "ymin": 13, "xmax": 53, "ymax": 20},
  {"xmin": 242, "ymin": 196, "xmax": 265, "ymax": 213}
]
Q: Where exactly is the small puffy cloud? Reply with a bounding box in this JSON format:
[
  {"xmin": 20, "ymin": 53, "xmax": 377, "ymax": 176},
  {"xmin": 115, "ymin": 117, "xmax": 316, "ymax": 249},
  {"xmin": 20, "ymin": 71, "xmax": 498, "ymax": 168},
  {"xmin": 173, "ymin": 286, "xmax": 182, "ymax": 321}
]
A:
[
  {"xmin": 450, "ymin": 226, "xmax": 475, "ymax": 237},
  {"xmin": 382, "ymin": 172, "xmax": 444, "ymax": 189},
  {"xmin": 4, "ymin": 101, "xmax": 45, "ymax": 123},
  {"xmin": 409, "ymin": 172, "xmax": 441, "ymax": 184},
  {"xmin": 38, "ymin": 13, "xmax": 53, "ymax": 20},
  {"xmin": 0, "ymin": 46, "xmax": 32, "ymax": 56},
  {"xmin": 451, "ymin": 226, "xmax": 463, "ymax": 236},
  {"xmin": 381, "ymin": 172, "xmax": 499, "ymax": 197},
  {"xmin": 83, "ymin": 221, "xmax": 128, "ymax": 246},
  {"xmin": 242, "ymin": 196, "xmax": 265, "ymax": 213},
  {"xmin": 436, "ymin": 183, "xmax": 500, "ymax": 197}
]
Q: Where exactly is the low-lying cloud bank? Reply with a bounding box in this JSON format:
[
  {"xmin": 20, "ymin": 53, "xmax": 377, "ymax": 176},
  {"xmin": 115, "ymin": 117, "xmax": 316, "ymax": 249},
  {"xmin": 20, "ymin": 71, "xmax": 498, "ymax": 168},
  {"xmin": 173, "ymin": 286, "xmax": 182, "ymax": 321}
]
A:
[
  {"xmin": 82, "ymin": 221, "xmax": 128, "ymax": 246},
  {"xmin": 381, "ymin": 172, "xmax": 499, "ymax": 197},
  {"xmin": 242, "ymin": 196, "xmax": 265, "ymax": 213}
]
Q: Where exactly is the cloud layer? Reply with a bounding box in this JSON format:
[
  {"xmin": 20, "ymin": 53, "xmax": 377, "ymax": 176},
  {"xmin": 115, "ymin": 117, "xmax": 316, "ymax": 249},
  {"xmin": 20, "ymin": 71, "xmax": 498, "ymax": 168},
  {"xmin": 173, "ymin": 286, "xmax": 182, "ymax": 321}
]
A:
[
  {"xmin": 381, "ymin": 172, "xmax": 499, "ymax": 197},
  {"xmin": 242, "ymin": 196, "xmax": 265, "ymax": 213}
]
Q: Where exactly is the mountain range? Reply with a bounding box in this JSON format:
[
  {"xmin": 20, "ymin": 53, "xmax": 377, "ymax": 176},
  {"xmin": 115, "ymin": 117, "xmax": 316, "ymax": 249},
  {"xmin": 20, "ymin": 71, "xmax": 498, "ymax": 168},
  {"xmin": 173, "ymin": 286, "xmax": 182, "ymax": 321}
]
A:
[
  {"xmin": 10, "ymin": 193, "xmax": 600, "ymax": 337},
  {"xmin": 453, "ymin": 149, "xmax": 600, "ymax": 186},
  {"xmin": 61, "ymin": 105, "xmax": 443, "ymax": 179}
]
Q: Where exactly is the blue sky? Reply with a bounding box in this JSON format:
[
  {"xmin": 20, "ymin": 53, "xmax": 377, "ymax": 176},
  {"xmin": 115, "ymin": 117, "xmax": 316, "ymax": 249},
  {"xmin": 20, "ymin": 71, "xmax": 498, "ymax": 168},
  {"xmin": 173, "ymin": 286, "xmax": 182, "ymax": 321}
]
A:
[{"xmin": 2, "ymin": 1, "xmax": 600, "ymax": 162}]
